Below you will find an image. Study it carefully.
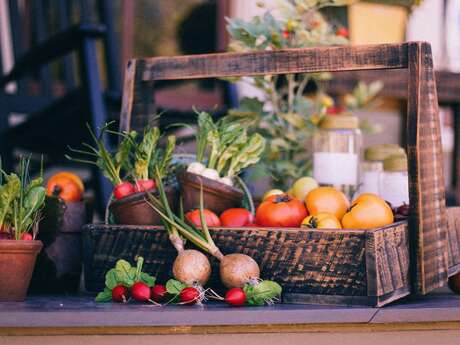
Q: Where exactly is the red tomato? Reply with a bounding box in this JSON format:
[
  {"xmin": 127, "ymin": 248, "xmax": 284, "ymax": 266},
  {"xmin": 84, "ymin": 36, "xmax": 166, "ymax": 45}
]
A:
[
  {"xmin": 185, "ymin": 209, "xmax": 221, "ymax": 227},
  {"xmin": 113, "ymin": 181, "xmax": 136, "ymax": 200},
  {"xmin": 255, "ymin": 194, "xmax": 308, "ymax": 227},
  {"xmin": 135, "ymin": 179, "xmax": 156, "ymax": 192},
  {"xmin": 219, "ymin": 208, "xmax": 254, "ymax": 227}
]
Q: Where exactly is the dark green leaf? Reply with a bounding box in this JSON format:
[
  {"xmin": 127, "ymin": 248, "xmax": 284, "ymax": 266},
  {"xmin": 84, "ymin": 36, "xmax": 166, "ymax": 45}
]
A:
[{"xmin": 95, "ymin": 287, "xmax": 113, "ymax": 302}]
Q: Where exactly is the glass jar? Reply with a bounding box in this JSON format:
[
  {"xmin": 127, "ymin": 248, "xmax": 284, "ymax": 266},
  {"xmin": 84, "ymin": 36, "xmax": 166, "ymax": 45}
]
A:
[
  {"xmin": 381, "ymin": 154, "xmax": 409, "ymax": 207},
  {"xmin": 358, "ymin": 144, "xmax": 406, "ymax": 197},
  {"xmin": 313, "ymin": 115, "xmax": 362, "ymax": 199}
]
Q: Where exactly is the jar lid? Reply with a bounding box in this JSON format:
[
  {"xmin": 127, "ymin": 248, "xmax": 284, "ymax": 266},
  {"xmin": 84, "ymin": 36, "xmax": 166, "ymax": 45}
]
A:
[
  {"xmin": 365, "ymin": 144, "xmax": 405, "ymax": 161},
  {"xmin": 319, "ymin": 115, "xmax": 359, "ymax": 130},
  {"xmin": 383, "ymin": 154, "xmax": 408, "ymax": 172}
]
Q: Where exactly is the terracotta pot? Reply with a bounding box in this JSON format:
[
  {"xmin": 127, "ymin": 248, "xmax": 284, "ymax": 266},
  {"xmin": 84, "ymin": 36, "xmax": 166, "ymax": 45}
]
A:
[
  {"xmin": 0, "ymin": 240, "xmax": 42, "ymax": 301},
  {"xmin": 177, "ymin": 171, "xmax": 244, "ymax": 214},
  {"xmin": 109, "ymin": 186, "xmax": 178, "ymax": 225},
  {"xmin": 30, "ymin": 196, "xmax": 91, "ymax": 293}
]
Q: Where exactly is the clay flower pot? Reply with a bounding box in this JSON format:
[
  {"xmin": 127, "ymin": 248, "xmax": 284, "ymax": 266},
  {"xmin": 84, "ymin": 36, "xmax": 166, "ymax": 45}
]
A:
[
  {"xmin": 109, "ymin": 186, "xmax": 178, "ymax": 225},
  {"xmin": 0, "ymin": 240, "xmax": 43, "ymax": 301},
  {"xmin": 178, "ymin": 171, "xmax": 244, "ymax": 214}
]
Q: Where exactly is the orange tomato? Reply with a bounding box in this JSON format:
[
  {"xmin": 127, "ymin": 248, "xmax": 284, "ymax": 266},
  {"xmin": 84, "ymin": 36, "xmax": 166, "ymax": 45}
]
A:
[
  {"xmin": 185, "ymin": 209, "xmax": 221, "ymax": 227},
  {"xmin": 46, "ymin": 175, "xmax": 83, "ymax": 202},
  {"xmin": 305, "ymin": 187, "xmax": 350, "ymax": 221},
  {"xmin": 301, "ymin": 212, "xmax": 342, "ymax": 229},
  {"xmin": 47, "ymin": 172, "xmax": 84, "ymax": 194},
  {"xmin": 341, "ymin": 193, "xmax": 394, "ymax": 229}
]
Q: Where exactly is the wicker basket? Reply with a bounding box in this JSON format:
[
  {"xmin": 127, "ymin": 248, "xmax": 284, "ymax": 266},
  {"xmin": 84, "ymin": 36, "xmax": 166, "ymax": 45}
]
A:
[{"xmin": 83, "ymin": 42, "xmax": 460, "ymax": 306}]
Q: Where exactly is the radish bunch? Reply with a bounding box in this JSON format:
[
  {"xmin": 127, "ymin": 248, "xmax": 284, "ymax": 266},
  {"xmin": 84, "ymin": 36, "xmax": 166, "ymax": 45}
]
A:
[{"xmin": 95, "ymin": 257, "xmax": 157, "ymax": 304}]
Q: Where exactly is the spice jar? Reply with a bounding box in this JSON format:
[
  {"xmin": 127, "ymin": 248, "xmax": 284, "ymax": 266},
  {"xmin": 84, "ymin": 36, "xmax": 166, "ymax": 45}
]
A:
[
  {"xmin": 358, "ymin": 144, "xmax": 406, "ymax": 196},
  {"xmin": 381, "ymin": 154, "xmax": 409, "ymax": 207},
  {"xmin": 313, "ymin": 115, "xmax": 362, "ymax": 199}
]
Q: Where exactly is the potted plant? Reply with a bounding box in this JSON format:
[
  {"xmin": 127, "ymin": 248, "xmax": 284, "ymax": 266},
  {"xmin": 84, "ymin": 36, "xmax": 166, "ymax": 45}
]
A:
[
  {"xmin": 226, "ymin": 0, "xmax": 383, "ymax": 191},
  {"xmin": 0, "ymin": 156, "xmax": 46, "ymax": 301},
  {"xmin": 68, "ymin": 123, "xmax": 177, "ymax": 225},
  {"xmin": 178, "ymin": 110, "xmax": 265, "ymax": 214}
]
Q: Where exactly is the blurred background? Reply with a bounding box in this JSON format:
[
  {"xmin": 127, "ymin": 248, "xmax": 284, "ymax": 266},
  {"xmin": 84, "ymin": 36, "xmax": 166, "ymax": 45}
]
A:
[{"xmin": 0, "ymin": 0, "xmax": 459, "ymax": 215}]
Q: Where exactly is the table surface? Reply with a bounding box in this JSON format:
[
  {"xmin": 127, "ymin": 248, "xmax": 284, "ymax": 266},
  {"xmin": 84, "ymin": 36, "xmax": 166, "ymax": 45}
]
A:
[{"xmin": 1, "ymin": 292, "xmax": 460, "ymax": 329}]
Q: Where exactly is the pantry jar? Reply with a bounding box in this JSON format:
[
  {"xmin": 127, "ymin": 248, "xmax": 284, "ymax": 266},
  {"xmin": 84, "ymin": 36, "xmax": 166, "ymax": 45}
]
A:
[
  {"xmin": 381, "ymin": 154, "xmax": 409, "ymax": 207},
  {"xmin": 358, "ymin": 144, "xmax": 406, "ymax": 196},
  {"xmin": 313, "ymin": 115, "xmax": 361, "ymax": 199}
]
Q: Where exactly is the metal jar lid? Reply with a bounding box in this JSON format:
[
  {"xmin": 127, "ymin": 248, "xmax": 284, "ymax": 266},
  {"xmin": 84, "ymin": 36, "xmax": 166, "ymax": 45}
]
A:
[
  {"xmin": 365, "ymin": 144, "xmax": 406, "ymax": 161},
  {"xmin": 319, "ymin": 115, "xmax": 359, "ymax": 130},
  {"xmin": 383, "ymin": 154, "xmax": 408, "ymax": 172}
]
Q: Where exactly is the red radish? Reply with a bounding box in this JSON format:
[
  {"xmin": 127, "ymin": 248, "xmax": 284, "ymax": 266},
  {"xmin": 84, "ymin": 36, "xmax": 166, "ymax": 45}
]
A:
[
  {"xmin": 0, "ymin": 232, "xmax": 12, "ymax": 240},
  {"xmin": 336, "ymin": 27, "xmax": 348, "ymax": 38},
  {"xmin": 151, "ymin": 284, "xmax": 167, "ymax": 302},
  {"xmin": 185, "ymin": 209, "xmax": 221, "ymax": 227},
  {"xmin": 396, "ymin": 203, "xmax": 410, "ymax": 217},
  {"xmin": 135, "ymin": 179, "xmax": 156, "ymax": 192},
  {"xmin": 180, "ymin": 287, "xmax": 200, "ymax": 305},
  {"xmin": 20, "ymin": 233, "xmax": 33, "ymax": 241},
  {"xmin": 112, "ymin": 285, "xmax": 128, "ymax": 303},
  {"xmin": 225, "ymin": 288, "xmax": 246, "ymax": 307},
  {"xmin": 282, "ymin": 30, "xmax": 290, "ymax": 39},
  {"xmin": 219, "ymin": 208, "xmax": 254, "ymax": 227},
  {"xmin": 131, "ymin": 282, "xmax": 151, "ymax": 302},
  {"xmin": 113, "ymin": 181, "xmax": 136, "ymax": 200}
]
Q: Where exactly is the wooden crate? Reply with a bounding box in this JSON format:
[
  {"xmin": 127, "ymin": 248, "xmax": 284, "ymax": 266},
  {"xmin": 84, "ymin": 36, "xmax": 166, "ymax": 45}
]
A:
[
  {"xmin": 83, "ymin": 42, "xmax": 457, "ymax": 306},
  {"xmin": 83, "ymin": 223, "xmax": 410, "ymax": 307}
]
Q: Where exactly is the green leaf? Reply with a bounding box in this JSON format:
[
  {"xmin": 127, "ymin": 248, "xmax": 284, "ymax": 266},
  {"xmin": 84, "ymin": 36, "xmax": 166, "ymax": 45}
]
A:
[
  {"xmin": 244, "ymin": 280, "xmax": 282, "ymax": 306},
  {"xmin": 166, "ymin": 279, "xmax": 187, "ymax": 295},
  {"xmin": 95, "ymin": 287, "xmax": 113, "ymax": 302},
  {"xmin": 140, "ymin": 272, "xmax": 156, "ymax": 287},
  {"xmin": 23, "ymin": 186, "xmax": 46, "ymax": 220},
  {"xmin": 135, "ymin": 127, "xmax": 160, "ymax": 180},
  {"xmin": 105, "ymin": 269, "xmax": 119, "ymax": 289}
]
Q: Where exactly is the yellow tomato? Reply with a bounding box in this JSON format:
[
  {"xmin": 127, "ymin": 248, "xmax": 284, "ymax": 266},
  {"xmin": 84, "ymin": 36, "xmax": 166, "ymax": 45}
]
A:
[
  {"xmin": 290, "ymin": 177, "xmax": 318, "ymax": 201},
  {"xmin": 341, "ymin": 193, "xmax": 394, "ymax": 229},
  {"xmin": 301, "ymin": 212, "xmax": 342, "ymax": 229},
  {"xmin": 262, "ymin": 189, "xmax": 284, "ymax": 201},
  {"xmin": 305, "ymin": 187, "xmax": 350, "ymax": 221}
]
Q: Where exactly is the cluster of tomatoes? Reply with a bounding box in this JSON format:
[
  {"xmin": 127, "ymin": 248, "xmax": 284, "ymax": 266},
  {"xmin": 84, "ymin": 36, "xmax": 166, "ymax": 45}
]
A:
[{"xmin": 189, "ymin": 184, "xmax": 395, "ymax": 231}]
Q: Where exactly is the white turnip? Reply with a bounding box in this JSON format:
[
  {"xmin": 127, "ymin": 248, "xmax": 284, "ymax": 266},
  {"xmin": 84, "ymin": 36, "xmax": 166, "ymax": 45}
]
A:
[
  {"xmin": 201, "ymin": 168, "xmax": 219, "ymax": 180},
  {"xmin": 172, "ymin": 249, "xmax": 211, "ymax": 286},
  {"xmin": 219, "ymin": 176, "xmax": 233, "ymax": 186},
  {"xmin": 219, "ymin": 253, "xmax": 260, "ymax": 288},
  {"xmin": 187, "ymin": 162, "xmax": 206, "ymax": 175}
]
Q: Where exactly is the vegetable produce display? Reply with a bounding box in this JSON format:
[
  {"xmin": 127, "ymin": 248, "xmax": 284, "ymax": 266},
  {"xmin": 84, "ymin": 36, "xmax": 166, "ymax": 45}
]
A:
[
  {"xmin": 0, "ymin": 156, "xmax": 46, "ymax": 240},
  {"xmin": 185, "ymin": 111, "xmax": 266, "ymax": 187}
]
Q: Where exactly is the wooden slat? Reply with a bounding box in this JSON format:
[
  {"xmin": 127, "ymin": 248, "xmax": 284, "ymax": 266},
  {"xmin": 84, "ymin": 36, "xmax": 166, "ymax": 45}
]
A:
[
  {"xmin": 406, "ymin": 42, "xmax": 448, "ymax": 294},
  {"xmin": 141, "ymin": 43, "xmax": 409, "ymax": 81}
]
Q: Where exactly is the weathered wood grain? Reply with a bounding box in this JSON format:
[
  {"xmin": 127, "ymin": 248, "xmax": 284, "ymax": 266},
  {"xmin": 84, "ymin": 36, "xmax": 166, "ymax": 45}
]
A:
[
  {"xmin": 406, "ymin": 42, "xmax": 448, "ymax": 294},
  {"xmin": 447, "ymin": 207, "xmax": 460, "ymax": 275},
  {"xmin": 83, "ymin": 223, "xmax": 411, "ymax": 307},
  {"xmin": 140, "ymin": 44, "xmax": 408, "ymax": 81},
  {"xmin": 366, "ymin": 223, "xmax": 410, "ymax": 297}
]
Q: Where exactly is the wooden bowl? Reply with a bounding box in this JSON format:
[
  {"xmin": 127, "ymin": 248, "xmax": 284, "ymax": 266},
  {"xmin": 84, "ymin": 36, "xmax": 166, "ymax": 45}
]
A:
[
  {"xmin": 177, "ymin": 171, "xmax": 244, "ymax": 214},
  {"xmin": 109, "ymin": 186, "xmax": 178, "ymax": 225}
]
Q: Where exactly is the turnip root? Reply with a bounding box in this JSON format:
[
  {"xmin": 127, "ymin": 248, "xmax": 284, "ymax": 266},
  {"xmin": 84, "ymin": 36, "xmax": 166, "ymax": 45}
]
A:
[
  {"xmin": 219, "ymin": 176, "xmax": 233, "ymax": 186},
  {"xmin": 201, "ymin": 168, "xmax": 219, "ymax": 180},
  {"xmin": 172, "ymin": 249, "xmax": 211, "ymax": 286},
  {"xmin": 219, "ymin": 253, "xmax": 260, "ymax": 288},
  {"xmin": 187, "ymin": 162, "xmax": 206, "ymax": 175}
]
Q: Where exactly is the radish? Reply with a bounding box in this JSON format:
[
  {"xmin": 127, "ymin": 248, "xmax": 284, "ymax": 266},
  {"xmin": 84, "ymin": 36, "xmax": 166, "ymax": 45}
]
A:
[
  {"xmin": 225, "ymin": 288, "xmax": 246, "ymax": 306},
  {"xmin": 135, "ymin": 179, "xmax": 156, "ymax": 192},
  {"xmin": 180, "ymin": 287, "xmax": 200, "ymax": 305},
  {"xmin": 173, "ymin": 250, "xmax": 211, "ymax": 286},
  {"xmin": 112, "ymin": 285, "xmax": 128, "ymax": 303},
  {"xmin": 113, "ymin": 181, "xmax": 135, "ymax": 200},
  {"xmin": 20, "ymin": 233, "xmax": 33, "ymax": 241},
  {"xmin": 131, "ymin": 282, "xmax": 151, "ymax": 302},
  {"xmin": 151, "ymin": 284, "xmax": 167, "ymax": 303}
]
